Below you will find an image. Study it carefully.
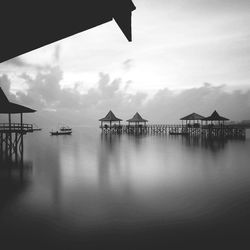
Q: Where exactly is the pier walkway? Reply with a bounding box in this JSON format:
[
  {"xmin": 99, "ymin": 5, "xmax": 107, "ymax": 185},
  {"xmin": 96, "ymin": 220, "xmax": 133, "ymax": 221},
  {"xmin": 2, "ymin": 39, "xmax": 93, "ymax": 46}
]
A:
[{"xmin": 100, "ymin": 124, "xmax": 246, "ymax": 139}]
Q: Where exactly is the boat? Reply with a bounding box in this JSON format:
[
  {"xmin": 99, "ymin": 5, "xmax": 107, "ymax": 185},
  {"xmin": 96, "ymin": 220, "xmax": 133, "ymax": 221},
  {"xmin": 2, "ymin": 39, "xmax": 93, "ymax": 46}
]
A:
[
  {"xmin": 50, "ymin": 126, "xmax": 72, "ymax": 135},
  {"xmin": 59, "ymin": 126, "xmax": 72, "ymax": 132}
]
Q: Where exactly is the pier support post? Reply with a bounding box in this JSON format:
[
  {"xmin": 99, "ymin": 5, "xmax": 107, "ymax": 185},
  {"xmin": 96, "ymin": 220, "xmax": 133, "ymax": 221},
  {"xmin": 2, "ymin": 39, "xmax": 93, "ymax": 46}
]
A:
[
  {"xmin": 15, "ymin": 132, "xmax": 18, "ymax": 162},
  {"xmin": 20, "ymin": 113, "xmax": 24, "ymax": 161},
  {"xmin": 8, "ymin": 113, "xmax": 12, "ymax": 157}
]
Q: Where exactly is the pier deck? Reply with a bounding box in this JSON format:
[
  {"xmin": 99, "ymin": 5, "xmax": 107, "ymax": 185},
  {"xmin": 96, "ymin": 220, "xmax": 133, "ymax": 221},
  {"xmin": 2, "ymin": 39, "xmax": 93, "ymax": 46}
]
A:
[
  {"xmin": 100, "ymin": 124, "xmax": 246, "ymax": 139},
  {"xmin": 0, "ymin": 123, "xmax": 39, "ymax": 161},
  {"xmin": 0, "ymin": 123, "xmax": 35, "ymax": 133}
]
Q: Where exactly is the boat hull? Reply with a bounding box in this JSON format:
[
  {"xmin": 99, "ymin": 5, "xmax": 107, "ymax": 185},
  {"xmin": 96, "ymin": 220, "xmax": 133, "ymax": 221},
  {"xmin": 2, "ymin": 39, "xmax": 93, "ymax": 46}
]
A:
[{"xmin": 50, "ymin": 131, "xmax": 72, "ymax": 136}]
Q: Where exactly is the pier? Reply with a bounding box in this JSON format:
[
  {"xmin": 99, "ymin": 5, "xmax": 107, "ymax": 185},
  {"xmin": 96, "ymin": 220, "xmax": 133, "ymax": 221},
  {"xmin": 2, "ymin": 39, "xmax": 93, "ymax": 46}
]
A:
[
  {"xmin": 0, "ymin": 88, "xmax": 38, "ymax": 162},
  {"xmin": 99, "ymin": 110, "xmax": 247, "ymax": 139},
  {"xmin": 100, "ymin": 124, "xmax": 245, "ymax": 138}
]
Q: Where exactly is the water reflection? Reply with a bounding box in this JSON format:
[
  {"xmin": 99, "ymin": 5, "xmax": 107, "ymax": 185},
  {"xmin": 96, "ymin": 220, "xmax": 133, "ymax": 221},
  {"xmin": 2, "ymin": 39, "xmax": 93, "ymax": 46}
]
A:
[
  {"xmin": 0, "ymin": 157, "xmax": 33, "ymax": 212},
  {"xmin": 1, "ymin": 128, "xmax": 250, "ymax": 249},
  {"xmin": 98, "ymin": 133, "xmax": 133, "ymax": 193},
  {"xmin": 181, "ymin": 136, "xmax": 228, "ymax": 152},
  {"xmin": 180, "ymin": 135, "xmax": 246, "ymax": 154}
]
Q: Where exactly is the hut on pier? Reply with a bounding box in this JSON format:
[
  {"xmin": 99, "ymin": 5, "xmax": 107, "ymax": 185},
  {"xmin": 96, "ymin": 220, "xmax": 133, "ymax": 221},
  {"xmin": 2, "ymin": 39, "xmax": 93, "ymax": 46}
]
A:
[
  {"xmin": 99, "ymin": 110, "xmax": 122, "ymax": 128},
  {"xmin": 180, "ymin": 113, "xmax": 205, "ymax": 128},
  {"xmin": 0, "ymin": 87, "xmax": 36, "ymax": 125},
  {"xmin": 202, "ymin": 110, "xmax": 229, "ymax": 126},
  {"xmin": 0, "ymin": 87, "xmax": 36, "ymax": 159},
  {"xmin": 127, "ymin": 112, "xmax": 148, "ymax": 126}
]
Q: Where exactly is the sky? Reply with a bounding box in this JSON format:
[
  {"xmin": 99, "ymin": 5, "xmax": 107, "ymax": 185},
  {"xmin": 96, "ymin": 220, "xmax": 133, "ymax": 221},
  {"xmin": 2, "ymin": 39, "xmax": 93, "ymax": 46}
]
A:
[{"xmin": 0, "ymin": 0, "xmax": 250, "ymax": 126}]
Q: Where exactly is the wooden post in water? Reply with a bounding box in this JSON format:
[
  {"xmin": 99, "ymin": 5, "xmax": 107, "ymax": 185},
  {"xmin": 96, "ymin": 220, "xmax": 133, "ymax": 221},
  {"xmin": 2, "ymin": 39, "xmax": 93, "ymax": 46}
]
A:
[
  {"xmin": 0, "ymin": 132, "xmax": 2, "ymax": 159},
  {"xmin": 15, "ymin": 132, "xmax": 18, "ymax": 162},
  {"xmin": 20, "ymin": 113, "xmax": 24, "ymax": 161},
  {"xmin": 8, "ymin": 113, "xmax": 12, "ymax": 158}
]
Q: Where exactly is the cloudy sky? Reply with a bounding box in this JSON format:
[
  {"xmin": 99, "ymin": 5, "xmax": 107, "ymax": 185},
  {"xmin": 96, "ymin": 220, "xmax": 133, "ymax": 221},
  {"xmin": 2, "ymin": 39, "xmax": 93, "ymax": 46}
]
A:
[{"xmin": 0, "ymin": 0, "xmax": 250, "ymax": 126}]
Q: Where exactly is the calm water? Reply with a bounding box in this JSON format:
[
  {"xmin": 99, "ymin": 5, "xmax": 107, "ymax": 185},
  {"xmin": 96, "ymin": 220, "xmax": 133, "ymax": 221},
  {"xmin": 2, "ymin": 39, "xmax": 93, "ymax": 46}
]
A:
[{"xmin": 1, "ymin": 127, "xmax": 250, "ymax": 249}]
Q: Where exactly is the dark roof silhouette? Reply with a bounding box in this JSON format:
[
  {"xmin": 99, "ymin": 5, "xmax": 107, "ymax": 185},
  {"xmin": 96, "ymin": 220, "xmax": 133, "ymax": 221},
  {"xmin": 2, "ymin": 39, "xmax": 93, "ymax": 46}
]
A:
[
  {"xmin": 0, "ymin": 88, "xmax": 9, "ymax": 105},
  {"xmin": 0, "ymin": 88, "xmax": 36, "ymax": 114},
  {"xmin": 180, "ymin": 113, "xmax": 205, "ymax": 120},
  {"xmin": 203, "ymin": 110, "xmax": 229, "ymax": 121},
  {"xmin": 0, "ymin": 0, "xmax": 136, "ymax": 62},
  {"xmin": 127, "ymin": 112, "xmax": 148, "ymax": 122},
  {"xmin": 99, "ymin": 110, "xmax": 122, "ymax": 122}
]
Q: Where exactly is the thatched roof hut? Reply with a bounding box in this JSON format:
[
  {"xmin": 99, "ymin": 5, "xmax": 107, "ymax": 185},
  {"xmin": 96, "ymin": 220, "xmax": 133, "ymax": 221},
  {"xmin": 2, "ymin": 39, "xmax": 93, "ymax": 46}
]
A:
[
  {"xmin": 203, "ymin": 110, "xmax": 229, "ymax": 121},
  {"xmin": 180, "ymin": 113, "xmax": 205, "ymax": 121},
  {"xmin": 0, "ymin": 87, "xmax": 36, "ymax": 114},
  {"xmin": 0, "ymin": 87, "xmax": 36, "ymax": 132},
  {"xmin": 127, "ymin": 112, "xmax": 148, "ymax": 123},
  {"xmin": 99, "ymin": 110, "xmax": 122, "ymax": 122}
]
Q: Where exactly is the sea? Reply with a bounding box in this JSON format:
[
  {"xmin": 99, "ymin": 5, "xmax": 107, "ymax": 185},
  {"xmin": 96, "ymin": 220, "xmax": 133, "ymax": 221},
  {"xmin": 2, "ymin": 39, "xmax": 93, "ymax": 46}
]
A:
[{"xmin": 1, "ymin": 127, "xmax": 250, "ymax": 249}]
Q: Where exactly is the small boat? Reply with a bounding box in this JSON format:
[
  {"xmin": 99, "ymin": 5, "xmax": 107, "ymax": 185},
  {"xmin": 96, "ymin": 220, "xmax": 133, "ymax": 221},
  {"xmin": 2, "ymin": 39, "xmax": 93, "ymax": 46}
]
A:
[
  {"xmin": 59, "ymin": 126, "xmax": 72, "ymax": 132},
  {"xmin": 50, "ymin": 126, "xmax": 72, "ymax": 136}
]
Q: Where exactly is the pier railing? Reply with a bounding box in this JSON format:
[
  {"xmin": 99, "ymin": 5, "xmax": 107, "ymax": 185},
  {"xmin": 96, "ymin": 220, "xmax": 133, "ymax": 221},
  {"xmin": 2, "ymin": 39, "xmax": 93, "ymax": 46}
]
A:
[
  {"xmin": 100, "ymin": 123, "xmax": 246, "ymax": 138},
  {"xmin": 0, "ymin": 123, "xmax": 34, "ymax": 133}
]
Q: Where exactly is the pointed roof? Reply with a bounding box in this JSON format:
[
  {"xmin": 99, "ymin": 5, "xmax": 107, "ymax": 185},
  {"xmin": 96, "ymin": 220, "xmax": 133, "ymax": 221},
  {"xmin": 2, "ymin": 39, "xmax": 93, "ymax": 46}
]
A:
[
  {"xmin": 0, "ymin": 88, "xmax": 9, "ymax": 105},
  {"xmin": 114, "ymin": 1, "xmax": 136, "ymax": 42},
  {"xmin": 180, "ymin": 112, "xmax": 205, "ymax": 121},
  {"xmin": 127, "ymin": 112, "xmax": 148, "ymax": 123},
  {"xmin": 203, "ymin": 110, "xmax": 229, "ymax": 121},
  {"xmin": 99, "ymin": 110, "xmax": 122, "ymax": 122},
  {"xmin": 0, "ymin": 87, "xmax": 36, "ymax": 114}
]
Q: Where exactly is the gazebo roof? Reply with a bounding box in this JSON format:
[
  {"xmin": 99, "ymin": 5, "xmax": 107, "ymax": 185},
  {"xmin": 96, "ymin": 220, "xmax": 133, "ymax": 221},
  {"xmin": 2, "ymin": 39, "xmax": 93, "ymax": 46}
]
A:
[
  {"xmin": 0, "ymin": 88, "xmax": 36, "ymax": 114},
  {"xmin": 180, "ymin": 112, "xmax": 205, "ymax": 121},
  {"xmin": 99, "ymin": 110, "xmax": 122, "ymax": 122},
  {"xmin": 203, "ymin": 110, "xmax": 229, "ymax": 121},
  {"xmin": 127, "ymin": 112, "xmax": 148, "ymax": 122}
]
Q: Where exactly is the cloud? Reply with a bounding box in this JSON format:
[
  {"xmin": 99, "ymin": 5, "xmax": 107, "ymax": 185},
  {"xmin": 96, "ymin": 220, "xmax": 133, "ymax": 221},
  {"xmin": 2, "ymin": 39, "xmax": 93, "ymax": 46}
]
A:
[
  {"xmin": 2, "ymin": 56, "xmax": 50, "ymax": 71},
  {"xmin": 17, "ymin": 66, "xmax": 63, "ymax": 108},
  {"xmin": 145, "ymin": 83, "xmax": 250, "ymax": 123},
  {"xmin": 1, "ymin": 65, "xmax": 250, "ymax": 127},
  {"xmin": 1, "ymin": 45, "xmax": 61, "ymax": 70},
  {"xmin": 4, "ymin": 57, "xmax": 29, "ymax": 67},
  {"xmin": 122, "ymin": 59, "xmax": 133, "ymax": 71},
  {"xmin": 53, "ymin": 44, "xmax": 61, "ymax": 62}
]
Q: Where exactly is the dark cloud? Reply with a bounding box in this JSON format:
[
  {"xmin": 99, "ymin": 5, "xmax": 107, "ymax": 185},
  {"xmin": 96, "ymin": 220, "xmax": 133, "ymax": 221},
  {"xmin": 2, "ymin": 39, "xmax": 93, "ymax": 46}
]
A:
[
  {"xmin": 2, "ymin": 56, "xmax": 51, "ymax": 71},
  {"xmin": 1, "ymin": 46, "xmax": 61, "ymax": 70},
  {"xmin": 4, "ymin": 57, "xmax": 29, "ymax": 67}
]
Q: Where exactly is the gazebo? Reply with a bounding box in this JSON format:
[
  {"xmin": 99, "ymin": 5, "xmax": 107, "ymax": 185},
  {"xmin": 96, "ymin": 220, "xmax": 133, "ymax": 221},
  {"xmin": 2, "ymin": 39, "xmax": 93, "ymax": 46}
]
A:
[
  {"xmin": 127, "ymin": 112, "xmax": 148, "ymax": 126},
  {"xmin": 180, "ymin": 112, "xmax": 205, "ymax": 127},
  {"xmin": 202, "ymin": 110, "xmax": 229, "ymax": 126},
  {"xmin": 0, "ymin": 87, "xmax": 36, "ymax": 127},
  {"xmin": 99, "ymin": 110, "xmax": 122, "ymax": 128},
  {"xmin": 0, "ymin": 87, "xmax": 36, "ymax": 158}
]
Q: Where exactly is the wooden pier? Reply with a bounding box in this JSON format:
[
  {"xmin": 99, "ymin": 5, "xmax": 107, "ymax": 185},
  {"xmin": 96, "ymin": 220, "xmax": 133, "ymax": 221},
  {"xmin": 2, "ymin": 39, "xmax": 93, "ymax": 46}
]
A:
[
  {"xmin": 0, "ymin": 123, "xmax": 38, "ymax": 162},
  {"xmin": 99, "ymin": 110, "xmax": 247, "ymax": 139},
  {"xmin": 0, "ymin": 87, "xmax": 38, "ymax": 163},
  {"xmin": 100, "ymin": 124, "xmax": 246, "ymax": 139}
]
